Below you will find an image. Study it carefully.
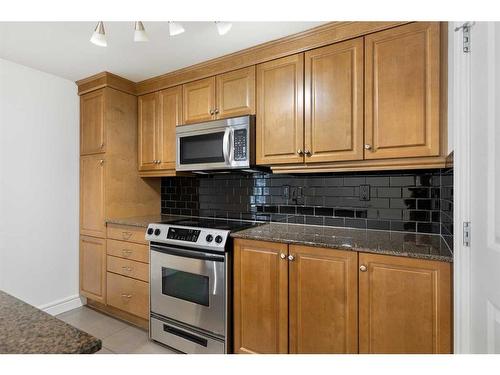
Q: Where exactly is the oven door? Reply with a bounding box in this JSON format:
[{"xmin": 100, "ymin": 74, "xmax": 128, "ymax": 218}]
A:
[
  {"xmin": 150, "ymin": 245, "xmax": 226, "ymax": 336},
  {"xmin": 176, "ymin": 116, "xmax": 251, "ymax": 171}
]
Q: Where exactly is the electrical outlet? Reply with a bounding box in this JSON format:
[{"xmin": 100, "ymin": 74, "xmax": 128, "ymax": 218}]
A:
[
  {"xmin": 359, "ymin": 184, "xmax": 371, "ymax": 201},
  {"xmin": 282, "ymin": 185, "xmax": 290, "ymax": 200}
]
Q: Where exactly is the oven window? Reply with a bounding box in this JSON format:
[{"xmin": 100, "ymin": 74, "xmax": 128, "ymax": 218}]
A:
[
  {"xmin": 179, "ymin": 132, "xmax": 225, "ymax": 164},
  {"xmin": 161, "ymin": 268, "xmax": 209, "ymax": 306}
]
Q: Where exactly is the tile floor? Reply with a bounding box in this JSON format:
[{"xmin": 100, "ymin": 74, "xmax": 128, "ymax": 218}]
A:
[{"xmin": 57, "ymin": 306, "xmax": 175, "ymax": 354}]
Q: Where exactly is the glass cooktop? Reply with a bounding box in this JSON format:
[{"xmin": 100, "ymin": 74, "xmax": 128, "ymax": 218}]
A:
[{"xmin": 160, "ymin": 217, "xmax": 262, "ymax": 232}]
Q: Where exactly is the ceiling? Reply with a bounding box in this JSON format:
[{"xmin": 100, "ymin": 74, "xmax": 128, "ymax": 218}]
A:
[{"xmin": 0, "ymin": 22, "xmax": 325, "ymax": 82}]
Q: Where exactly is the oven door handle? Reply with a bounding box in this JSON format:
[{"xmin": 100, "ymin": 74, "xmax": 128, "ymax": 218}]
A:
[{"xmin": 150, "ymin": 244, "xmax": 225, "ymax": 262}]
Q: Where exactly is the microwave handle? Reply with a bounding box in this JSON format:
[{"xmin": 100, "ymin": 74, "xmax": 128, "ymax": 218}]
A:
[{"xmin": 222, "ymin": 127, "xmax": 233, "ymax": 165}]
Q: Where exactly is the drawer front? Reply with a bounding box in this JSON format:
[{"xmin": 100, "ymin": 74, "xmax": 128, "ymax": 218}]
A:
[
  {"xmin": 107, "ymin": 272, "xmax": 149, "ymax": 319},
  {"xmin": 107, "ymin": 224, "xmax": 147, "ymax": 245},
  {"xmin": 107, "ymin": 239, "xmax": 149, "ymax": 263},
  {"xmin": 107, "ymin": 255, "xmax": 149, "ymax": 282}
]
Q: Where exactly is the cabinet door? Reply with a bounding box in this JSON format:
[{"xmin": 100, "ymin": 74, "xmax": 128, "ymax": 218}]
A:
[
  {"xmin": 157, "ymin": 86, "xmax": 182, "ymax": 170},
  {"xmin": 216, "ymin": 66, "xmax": 255, "ymax": 119},
  {"xmin": 233, "ymin": 239, "xmax": 289, "ymax": 354},
  {"xmin": 80, "ymin": 154, "xmax": 105, "ymax": 238},
  {"xmin": 137, "ymin": 92, "xmax": 158, "ymax": 171},
  {"xmin": 358, "ymin": 253, "xmax": 452, "ymax": 353},
  {"xmin": 256, "ymin": 54, "xmax": 304, "ymax": 165},
  {"xmin": 365, "ymin": 22, "xmax": 440, "ymax": 159},
  {"xmin": 289, "ymin": 245, "xmax": 358, "ymax": 353},
  {"xmin": 80, "ymin": 89, "xmax": 105, "ymax": 155},
  {"xmin": 183, "ymin": 77, "xmax": 216, "ymax": 124},
  {"xmin": 80, "ymin": 235, "xmax": 106, "ymax": 302},
  {"xmin": 304, "ymin": 38, "xmax": 364, "ymax": 163}
]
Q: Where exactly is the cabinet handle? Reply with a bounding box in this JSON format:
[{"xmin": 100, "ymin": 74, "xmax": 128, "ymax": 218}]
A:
[
  {"xmin": 297, "ymin": 149, "xmax": 304, "ymax": 156},
  {"xmin": 100, "ymin": 142, "xmax": 104, "ymax": 149},
  {"xmin": 359, "ymin": 265, "xmax": 367, "ymax": 272},
  {"xmin": 364, "ymin": 144, "xmax": 372, "ymax": 150},
  {"xmin": 304, "ymin": 150, "xmax": 311, "ymax": 157},
  {"xmin": 280, "ymin": 253, "xmax": 286, "ymax": 259},
  {"xmin": 122, "ymin": 232, "xmax": 132, "ymax": 240},
  {"xmin": 214, "ymin": 108, "xmax": 219, "ymax": 114},
  {"xmin": 122, "ymin": 266, "xmax": 133, "ymax": 272},
  {"xmin": 288, "ymin": 255, "xmax": 295, "ymax": 261},
  {"xmin": 157, "ymin": 160, "xmax": 161, "ymax": 164},
  {"xmin": 99, "ymin": 159, "xmax": 104, "ymax": 165},
  {"xmin": 209, "ymin": 109, "xmax": 215, "ymax": 115},
  {"xmin": 122, "ymin": 249, "xmax": 132, "ymax": 257}
]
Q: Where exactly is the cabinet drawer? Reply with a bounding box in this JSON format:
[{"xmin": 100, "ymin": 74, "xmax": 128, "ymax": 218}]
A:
[
  {"xmin": 107, "ymin": 224, "xmax": 147, "ymax": 245},
  {"xmin": 107, "ymin": 255, "xmax": 149, "ymax": 282},
  {"xmin": 107, "ymin": 272, "xmax": 149, "ymax": 319},
  {"xmin": 106, "ymin": 239, "xmax": 149, "ymax": 263}
]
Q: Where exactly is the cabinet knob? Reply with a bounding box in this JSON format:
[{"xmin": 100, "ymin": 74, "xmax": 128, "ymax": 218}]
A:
[
  {"xmin": 157, "ymin": 160, "xmax": 161, "ymax": 164},
  {"xmin": 214, "ymin": 108, "xmax": 219, "ymax": 114},
  {"xmin": 288, "ymin": 255, "xmax": 295, "ymax": 261},
  {"xmin": 304, "ymin": 150, "xmax": 311, "ymax": 156},
  {"xmin": 297, "ymin": 149, "xmax": 304, "ymax": 156},
  {"xmin": 280, "ymin": 253, "xmax": 286, "ymax": 259},
  {"xmin": 100, "ymin": 142, "xmax": 104, "ymax": 149},
  {"xmin": 210, "ymin": 109, "xmax": 215, "ymax": 115},
  {"xmin": 99, "ymin": 159, "xmax": 104, "ymax": 165},
  {"xmin": 364, "ymin": 144, "xmax": 372, "ymax": 150},
  {"xmin": 359, "ymin": 265, "xmax": 367, "ymax": 272}
]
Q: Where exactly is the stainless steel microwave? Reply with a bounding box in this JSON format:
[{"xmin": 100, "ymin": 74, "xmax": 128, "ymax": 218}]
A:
[{"xmin": 176, "ymin": 115, "xmax": 255, "ymax": 172}]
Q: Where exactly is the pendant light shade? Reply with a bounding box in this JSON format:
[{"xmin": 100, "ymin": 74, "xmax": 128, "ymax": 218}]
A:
[
  {"xmin": 90, "ymin": 21, "xmax": 107, "ymax": 47},
  {"xmin": 168, "ymin": 22, "xmax": 185, "ymax": 36},
  {"xmin": 215, "ymin": 22, "xmax": 232, "ymax": 35},
  {"xmin": 134, "ymin": 21, "xmax": 149, "ymax": 42}
]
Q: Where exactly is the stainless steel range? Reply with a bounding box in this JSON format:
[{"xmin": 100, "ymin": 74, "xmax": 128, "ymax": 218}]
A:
[{"xmin": 145, "ymin": 217, "xmax": 259, "ymax": 354}]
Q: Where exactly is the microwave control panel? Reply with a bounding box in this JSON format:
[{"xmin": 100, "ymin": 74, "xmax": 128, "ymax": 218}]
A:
[{"xmin": 233, "ymin": 129, "xmax": 247, "ymax": 161}]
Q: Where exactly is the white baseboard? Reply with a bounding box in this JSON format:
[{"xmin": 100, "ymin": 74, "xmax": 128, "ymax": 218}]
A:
[{"xmin": 38, "ymin": 294, "xmax": 84, "ymax": 316}]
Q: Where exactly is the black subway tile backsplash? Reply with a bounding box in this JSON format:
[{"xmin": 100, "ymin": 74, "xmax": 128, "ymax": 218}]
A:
[{"xmin": 161, "ymin": 169, "xmax": 453, "ymax": 250}]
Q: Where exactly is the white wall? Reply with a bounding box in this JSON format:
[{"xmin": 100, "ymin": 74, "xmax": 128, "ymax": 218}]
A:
[{"xmin": 0, "ymin": 58, "xmax": 80, "ymax": 314}]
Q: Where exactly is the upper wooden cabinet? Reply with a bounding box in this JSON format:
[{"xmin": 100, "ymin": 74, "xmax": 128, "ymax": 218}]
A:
[
  {"xmin": 358, "ymin": 253, "xmax": 452, "ymax": 354},
  {"xmin": 138, "ymin": 86, "xmax": 182, "ymax": 175},
  {"xmin": 183, "ymin": 77, "xmax": 216, "ymax": 124},
  {"xmin": 289, "ymin": 245, "xmax": 358, "ymax": 354},
  {"xmin": 216, "ymin": 66, "xmax": 256, "ymax": 119},
  {"xmin": 364, "ymin": 22, "xmax": 441, "ymax": 159},
  {"xmin": 256, "ymin": 54, "xmax": 304, "ymax": 165},
  {"xmin": 182, "ymin": 67, "xmax": 256, "ymax": 124},
  {"xmin": 80, "ymin": 89, "xmax": 105, "ymax": 155},
  {"xmin": 304, "ymin": 37, "xmax": 364, "ymax": 163},
  {"xmin": 233, "ymin": 239, "xmax": 289, "ymax": 354}
]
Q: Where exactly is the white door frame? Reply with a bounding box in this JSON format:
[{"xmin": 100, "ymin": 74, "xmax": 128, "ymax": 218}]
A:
[{"xmin": 451, "ymin": 21, "xmax": 472, "ymax": 354}]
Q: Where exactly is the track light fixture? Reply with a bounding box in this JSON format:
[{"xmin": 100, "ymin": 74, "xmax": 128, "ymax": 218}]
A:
[
  {"xmin": 215, "ymin": 22, "xmax": 232, "ymax": 35},
  {"xmin": 168, "ymin": 22, "xmax": 185, "ymax": 36},
  {"xmin": 90, "ymin": 21, "xmax": 107, "ymax": 47},
  {"xmin": 134, "ymin": 21, "xmax": 149, "ymax": 42}
]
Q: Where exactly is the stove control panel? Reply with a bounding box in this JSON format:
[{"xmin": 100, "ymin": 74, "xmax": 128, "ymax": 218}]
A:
[{"xmin": 145, "ymin": 223, "xmax": 230, "ymax": 252}]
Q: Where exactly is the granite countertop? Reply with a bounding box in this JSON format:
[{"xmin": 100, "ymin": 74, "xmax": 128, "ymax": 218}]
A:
[
  {"xmin": 231, "ymin": 222, "xmax": 453, "ymax": 263},
  {"xmin": 0, "ymin": 290, "xmax": 101, "ymax": 354},
  {"xmin": 106, "ymin": 214, "xmax": 192, "ymax": 228}
]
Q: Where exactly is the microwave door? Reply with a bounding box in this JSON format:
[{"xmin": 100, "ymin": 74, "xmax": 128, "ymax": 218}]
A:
[{"xmin": 177, "ymin": 129, "xmax": 229, "ymax": 171}]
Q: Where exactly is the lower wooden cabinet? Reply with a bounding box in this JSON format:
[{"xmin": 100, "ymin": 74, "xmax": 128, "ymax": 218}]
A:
[
  {"xmin": 106, "ymin": 272, "xmax": 149, "ymax": 319},
  {"xmin": 233, "ymin": 238, "xmax": 452, "ymax": 354},
  {"xmin": 358, "ymin": 253, "xmax": 452, "ymax": 354},
  {"xmin": 79, "ymin": 236, "xmax": 106, "ymax": 303},
  {"xmin": 233, "ymin": 239, "xmax": 358, "ymax": 354}
]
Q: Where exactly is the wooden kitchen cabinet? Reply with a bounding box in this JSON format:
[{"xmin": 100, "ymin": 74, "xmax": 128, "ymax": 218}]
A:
[
  {"xmin": 358, "ymin": 253, "xmax": 452, "ymax": 354},
  {"xmin": 107, "ymin": 271, "xmax": 149, "ymax": 319},
  {"xmin": 304, "ymin": 37, "xmax": 364, "ymax": 163},
  {"xmin": 364, "ymin": 22, "xmax": 441, "ymax": 159},
  {"xmin": 256, "ymin": 54, "xmax": 304, "ymax": 165},
  {"xmin": 138, "ymin": 86, "xmax": 182, "ymax": 175},
  {"xmin": 216, "ymin": 66, "xmax": 256, "ymax": 119},
  {"xmin": 183, "ymin": 76, "xmax": 216, "ymax": 124},
  {"xmin": 80, "ymin": 236, "xmax": 106, "ymax": 302},
  {"xmin": 80, "ymin": 154, "xmax": 105, "ymax": 238},
  {"xmin": 233, "ymin": 239, "xmax": 289, "ymax": 354},
  {"xmin": 289, "ymin": 245, "xmax": 358, "ymax": 353},
  {"xmin": 80, "ymin": 89, "xmax": 105, "ymax": 155}
]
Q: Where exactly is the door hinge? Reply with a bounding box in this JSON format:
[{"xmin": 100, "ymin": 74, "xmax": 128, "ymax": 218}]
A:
[
  {"xmin": 463, "ymin": 222, "xmax": 471, "ymax": 247},
  {"xmin": 455, "ymin": 22, "xmax": 472, "ymax": 53}
]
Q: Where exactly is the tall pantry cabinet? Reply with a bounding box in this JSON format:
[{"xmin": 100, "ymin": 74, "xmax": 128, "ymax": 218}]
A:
[{"xmin": 79, "ymin": 85, "xmax": 160, "ymax": 303}]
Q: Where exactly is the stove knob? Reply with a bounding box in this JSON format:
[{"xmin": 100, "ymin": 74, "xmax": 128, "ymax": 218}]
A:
[
  {"xmin": 205, "ymin": 234, "xmax": 213, "ymax": 243},
  {"xmin": 215, "ymin": 235, "xmax": 223, "ymax": 244},
  {"xmin": 147, "ymin": 227, "xmax": 154, "ymax": 235},
  {"xmin": 154, "ymin": 228, "xmax": 161, "ymax": 236}
]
